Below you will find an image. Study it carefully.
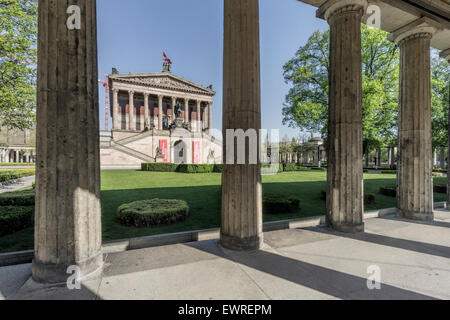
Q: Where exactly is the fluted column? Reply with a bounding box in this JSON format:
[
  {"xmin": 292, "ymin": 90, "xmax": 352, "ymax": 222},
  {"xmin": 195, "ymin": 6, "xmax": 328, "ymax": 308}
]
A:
[
  {"xmin": 172, "ymin": 96, "xmax": 177, "ymax": 120},
  {"xmin": 158, "ymin": 95, "xmax": 163, "ymax": 130},
  {"xmin": 208, "ymin": 102, "xmax": 213, "ymax": 133},
  {"xmin": 441, "ymin": 49, "xmax": 450, "ymax": 208},
  {"xmin": 184, "ymin": 98, "xmax": 189, "ymax": 123},
  {"xmin": 319, "ymin": 0, "xmax": 367, "ymax": 233},
  {"xmin": 221, "ymin": 0, "xmax": 262, "ymax": 250},
  {"xmin": 390, "ymin": 19, "xmax": 436, "ymax": 221},
  {"xmin": 112, "ymin": 89, "xmax": 119, "ymax": 130},
  {"xmin": 128, "ymin": 91, "xmax": 135, "ymax": 131},
  {"xmin": 33, "ymin": 0, "xmax": 103, "ymax": 283},
  {"xmin": 196, "ymin": 101, "xmax": 202, "ymax": 132},
  {"xmin": 144, "ymin": 93, "xmax": 149, "ymax": 129}
]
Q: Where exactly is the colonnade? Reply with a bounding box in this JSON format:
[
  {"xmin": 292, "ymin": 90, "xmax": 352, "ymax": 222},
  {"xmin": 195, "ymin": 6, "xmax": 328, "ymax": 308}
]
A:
[
  {"xmin": 111, "ymin": 89, "xmax": 212, "ymax": 133},
  {"xmin": 33, "ymin": 0, "xmax": 450, "ymax": 283}
]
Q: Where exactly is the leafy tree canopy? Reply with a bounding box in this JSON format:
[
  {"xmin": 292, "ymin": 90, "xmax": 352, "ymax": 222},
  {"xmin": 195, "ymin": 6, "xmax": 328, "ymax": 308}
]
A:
[
  {"xmin": 283, "ymin": 25, "xmax": 400, "ymax": 155},
  {"xmin": 0, "ymin": 0, "xmax": 37, "ymax": 130}
]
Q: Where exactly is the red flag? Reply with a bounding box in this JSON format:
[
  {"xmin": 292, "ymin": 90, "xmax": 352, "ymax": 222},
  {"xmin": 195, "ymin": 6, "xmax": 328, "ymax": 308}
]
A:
[{"xmin": 163, "ymin": 52, "xmax": 172, "ymax": 65}]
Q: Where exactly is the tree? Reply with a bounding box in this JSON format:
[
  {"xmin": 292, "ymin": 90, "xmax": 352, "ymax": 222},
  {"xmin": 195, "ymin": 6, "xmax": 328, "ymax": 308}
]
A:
[
  {"xmin": 431, "ymin": 50, "xmax": 450, "ymax": 150},
  {"xmin": 0, "ymin": 0, "xmax": 37, "ymax": 130},
  {"xmin": 283, "ymin": 25, "xmax": 400, "ymax": 159}
]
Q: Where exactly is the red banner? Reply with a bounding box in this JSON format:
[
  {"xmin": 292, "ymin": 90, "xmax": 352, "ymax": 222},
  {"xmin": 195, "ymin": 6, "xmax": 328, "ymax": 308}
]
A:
[
  {"xmin": 192, "ymin": 141, "xmax": 200, "ymax": 164},
  {"xmin": 160, "ymin": 140, "xmax": 168, "ymax": 163}
]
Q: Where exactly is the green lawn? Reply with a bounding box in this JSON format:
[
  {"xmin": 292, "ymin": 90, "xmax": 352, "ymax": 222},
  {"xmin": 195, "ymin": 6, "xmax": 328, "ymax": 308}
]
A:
[{"xmin": 0, "ymin": 170, "xmax": 447, "ymax": 253}]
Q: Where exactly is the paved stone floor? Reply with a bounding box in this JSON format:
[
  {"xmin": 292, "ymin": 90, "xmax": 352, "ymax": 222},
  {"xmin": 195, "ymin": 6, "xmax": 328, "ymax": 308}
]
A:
[{"xmin": 1, "ymin": 210, "xmax": 449, "ymax": 300}]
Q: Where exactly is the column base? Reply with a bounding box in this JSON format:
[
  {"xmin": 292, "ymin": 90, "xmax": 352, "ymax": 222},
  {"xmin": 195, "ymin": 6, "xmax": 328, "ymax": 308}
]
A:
[
  {"xmin": 32, "ymin": 251, "xmax": 103, "ymax": 284},
  {"xmin": 326, "ymin": 220, "xmax": 365, "ymax": 234},
  {"xmin": 220, "ymin": 233, "xmax": 262, "ymax": 251},
  {"xmin": 397, "ymin": 209, "xmax": 434, "ymax": 221}
]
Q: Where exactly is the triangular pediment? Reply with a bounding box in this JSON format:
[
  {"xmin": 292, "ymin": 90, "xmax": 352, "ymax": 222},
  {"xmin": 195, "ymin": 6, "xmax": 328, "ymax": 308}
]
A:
[{"xmin": 109, "ymin": 73, "xmax": 215, "ymax": 96}]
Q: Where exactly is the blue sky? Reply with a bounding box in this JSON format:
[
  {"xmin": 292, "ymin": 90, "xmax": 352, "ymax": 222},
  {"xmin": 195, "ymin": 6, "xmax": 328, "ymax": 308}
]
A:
[{"xmin": 97, "ymin": 0, "xmax": 328, "ymax": 139}]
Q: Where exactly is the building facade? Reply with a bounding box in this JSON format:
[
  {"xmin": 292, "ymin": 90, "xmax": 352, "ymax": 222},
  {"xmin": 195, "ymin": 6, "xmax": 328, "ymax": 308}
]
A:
[
  {"xmin": 100, "ymin": 68, "xmax": 222, "ymax": 166},
  {"xmin": 0, "ymin": 127, "xmax": 36, "ymax": 163}
]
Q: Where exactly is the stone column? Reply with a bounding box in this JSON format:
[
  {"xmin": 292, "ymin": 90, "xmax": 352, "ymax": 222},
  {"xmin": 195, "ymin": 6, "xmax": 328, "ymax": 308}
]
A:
[
  {"xmin": 112, "ymin": 89, "xmax": 119, "ymax": 130},
  {"xmin": 389, "ymin": 19, "xmax": 436, "ymax": 221},
  {"xmin": 33, "ymin": 0, "xmax": 102, "ymax": 283},
  {"xmin": 172, "ymin": 97, "xmax": 177, "ymax": 120},
  {"xmin": 221, "ymin": 0, "xmax": 262, "ymax": 251},
  {"xmin": 184, "ymin": 98, "xmax": 189, "ymax": 123},
  {"xmin": 440, "ymin": 48, "xmax": 450, "ymax": 207},
  {"xmin": 144, "ymin": 93, "xmax": 149, "ymax": 129},
  {"xmin": 158, "ymin": 95, "xmax": 163, "ymax": 130},
  {"xmin": 196, "ymin": 101, "xmax": 202, "ymax": 132},
  {"xmin": 208, "ymin": 102, "xmax": 213, "ymax": 134},
  {"xmin": 319, "ymin": 0, "xmax": 367, "ymax": 233},
  {"xmin": 128, "ymin": 91, "xmax": 135, "ymax": 131}
]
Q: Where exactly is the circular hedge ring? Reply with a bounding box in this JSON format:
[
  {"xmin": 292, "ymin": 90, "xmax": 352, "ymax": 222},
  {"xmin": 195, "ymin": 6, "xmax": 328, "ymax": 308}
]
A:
[{"xmin": 117, "ymin": 199, "xmax": 189, "ymax": 228}]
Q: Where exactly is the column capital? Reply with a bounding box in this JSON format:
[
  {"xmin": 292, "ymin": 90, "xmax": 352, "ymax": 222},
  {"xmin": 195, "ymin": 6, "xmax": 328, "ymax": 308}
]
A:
[
  {"xmin": 129, "ymin": 90, "xmax": 135, "ymax": 96},
  {"xmin": 388, "ymin": 17, "xmax": 439, "ymax": 45},
  {"xmin": 440, "ymin": 48, "xmax": 450, "ymax": 63},
  {"xmin": 143, "ymin": 92, "xmax": 149, "ymax": 98},
  {"xmin": 317, "ymin": 0, "xmax": 368, "ymax": 21},
  {"xmin": 112, "ymin": 88, "xmax": 119, "ymax": 94}
]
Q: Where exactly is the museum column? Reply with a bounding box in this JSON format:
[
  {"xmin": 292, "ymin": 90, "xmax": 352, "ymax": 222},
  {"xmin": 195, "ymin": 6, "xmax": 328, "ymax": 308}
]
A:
[
  {"xmin": 441, "ymin": 49, "xmax": 450, "ymax": 208},
  {"xmin": 196, "ymin": 101, "xmax": 201, "ymax": 132},
  {"xmin": 221, "ymin": 0, "xmax": 262, "ymax": 250},
  {"xmin": 128, "ymin": 91, "xmax": 135, "ymax": 131},
  {"xmin": 208, "ymin": 102, "xmax": 213, "ymax": 134},
  {"xmin": 319, "ymin": 0, "xmax": 367, "ymax": 233},
  {"xmin": 144, "ymin": 93, "xmax": 149, "ymax": 129},
  {"xmin": 184, "ymin": 98, "xmax": 189, "ymax": 123},
  {"xmin": 33, "ymin": 0, "xmax": 103, "ymax": 283},
  {"xmin": 112, "ymin": 89, "xmax": 119, "ymax": 130},
  {"xmin": 390, "ymin": 19, "xmax": 436, "ymax": 221},
  {"xmin": 158, "ymin": 95, "xmax": 163, "ymax": 130}
]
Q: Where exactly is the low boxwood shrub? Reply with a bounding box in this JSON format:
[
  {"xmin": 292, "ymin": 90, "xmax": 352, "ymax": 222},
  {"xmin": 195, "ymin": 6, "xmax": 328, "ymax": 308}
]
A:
[
  {"xmin": 213, "ymin": 164, "xmax": 223, "ymax": 173},
  {"xmin": 263, "ymin": 193, "xmax": 300, "ymax": 214},
  {"xmin": 0, "ymin": 206, "xmax": 34, "ymax": 237},
  {"xmin": 364, "ymin": 193, "xmax": 376, "ymax": 205},
  {"xmin": 381, "ymin": 170, "xmax": 397, "ymax": 174},
  {"xmin": 141, "ymin": 163, "xmax": 179, "ymax": 172},
  {"xmin": 0, "ymin": 189, "xmax": 35, "ymax": 206},
  {"xmin": 320, "ymin": 190, "xmax": 327, "ymax": 201},
  {"xmin": 117, "ymin": 199, "xmax": 189, "ymax": 228},
  {"xmin": 380, "ymin": 187, "xmax": 396, "ymax": 197},
  {"xmin": 177, "ymin": 164, "xmax": 214, "ymax": 173},
  {"xmin": 434, "ymin": 184, "xmax": 447, "ymax": 194},
  {"xmin": 283, "ymin": 163, "xmax": 298, "ymax": 172},
  {"xmin": 310, "ymin": 166, "xmax": 326, "ymax": 171}
]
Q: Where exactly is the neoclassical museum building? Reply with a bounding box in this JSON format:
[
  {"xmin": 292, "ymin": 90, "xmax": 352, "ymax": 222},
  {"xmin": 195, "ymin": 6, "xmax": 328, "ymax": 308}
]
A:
[{"xmin": 100, "ymin": 66, "xmax": 222, "ymax": 166}]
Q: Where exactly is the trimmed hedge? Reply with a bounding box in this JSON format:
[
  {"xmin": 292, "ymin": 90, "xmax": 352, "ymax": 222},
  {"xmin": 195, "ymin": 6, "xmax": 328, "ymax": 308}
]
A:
[
  {"xmin": 380, "ymin": 187, "xmax": 396, "ymax": 197},
  {"xmin": 283, "ymin": 163, "xmax": 298, "ymax": 172},
  {"xmin": 0, "ymin": 189, "xmax": 35, "ymax": 206},
  {"xmin": 434, "ymin": 184, "xmax": 447, "ymax": 194},
  {"xmin": 381, "ymin": 170, "xmax": 397, "ymax": 174},
  {"xmin": 0, "ymin": 169, "xmax": 36, "ymax": 183},
  {"xmin": 141, "ymin": 163, "xmax": 223, "ymax": 173},
  {"xmin": 0, "ymin": 206, "xmax": 34, "ymax": 237},
  {"xmin": 263, "ymin": 193, "xmax": 300, "ymax": 214},
  {"xmin": 141, "ymin": 163, "xmax": 178, "ymax": 172},
  {"xmin": 117, "ymin": 199, "xmax": 189, "ymax": 228},
  {"xmin": 320, "ymin": 190, "xmax": 326, "ymax": 201},
  {"xmin": 177, "ymin": 164, "xmax": 214, "ymax": 173},
  {"xmin": 364, "ymin": 193, "xmax": 376, "ymax": 205}
]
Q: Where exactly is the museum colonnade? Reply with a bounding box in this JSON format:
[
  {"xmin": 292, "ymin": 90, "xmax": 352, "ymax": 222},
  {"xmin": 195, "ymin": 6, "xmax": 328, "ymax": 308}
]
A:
[
  {"xmin": 34, "ymin": 0, "xmax": 450, "ymax": 283},
  {"xmin": 111, "ymin": 89, "xmax": 213, "ymax": 133}
]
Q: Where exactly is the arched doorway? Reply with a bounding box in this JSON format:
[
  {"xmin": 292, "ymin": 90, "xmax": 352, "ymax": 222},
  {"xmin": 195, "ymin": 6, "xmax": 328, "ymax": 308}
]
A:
[{"xmin": 173, "ymin": 140, "xmax": 187, "ymax": 164}]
